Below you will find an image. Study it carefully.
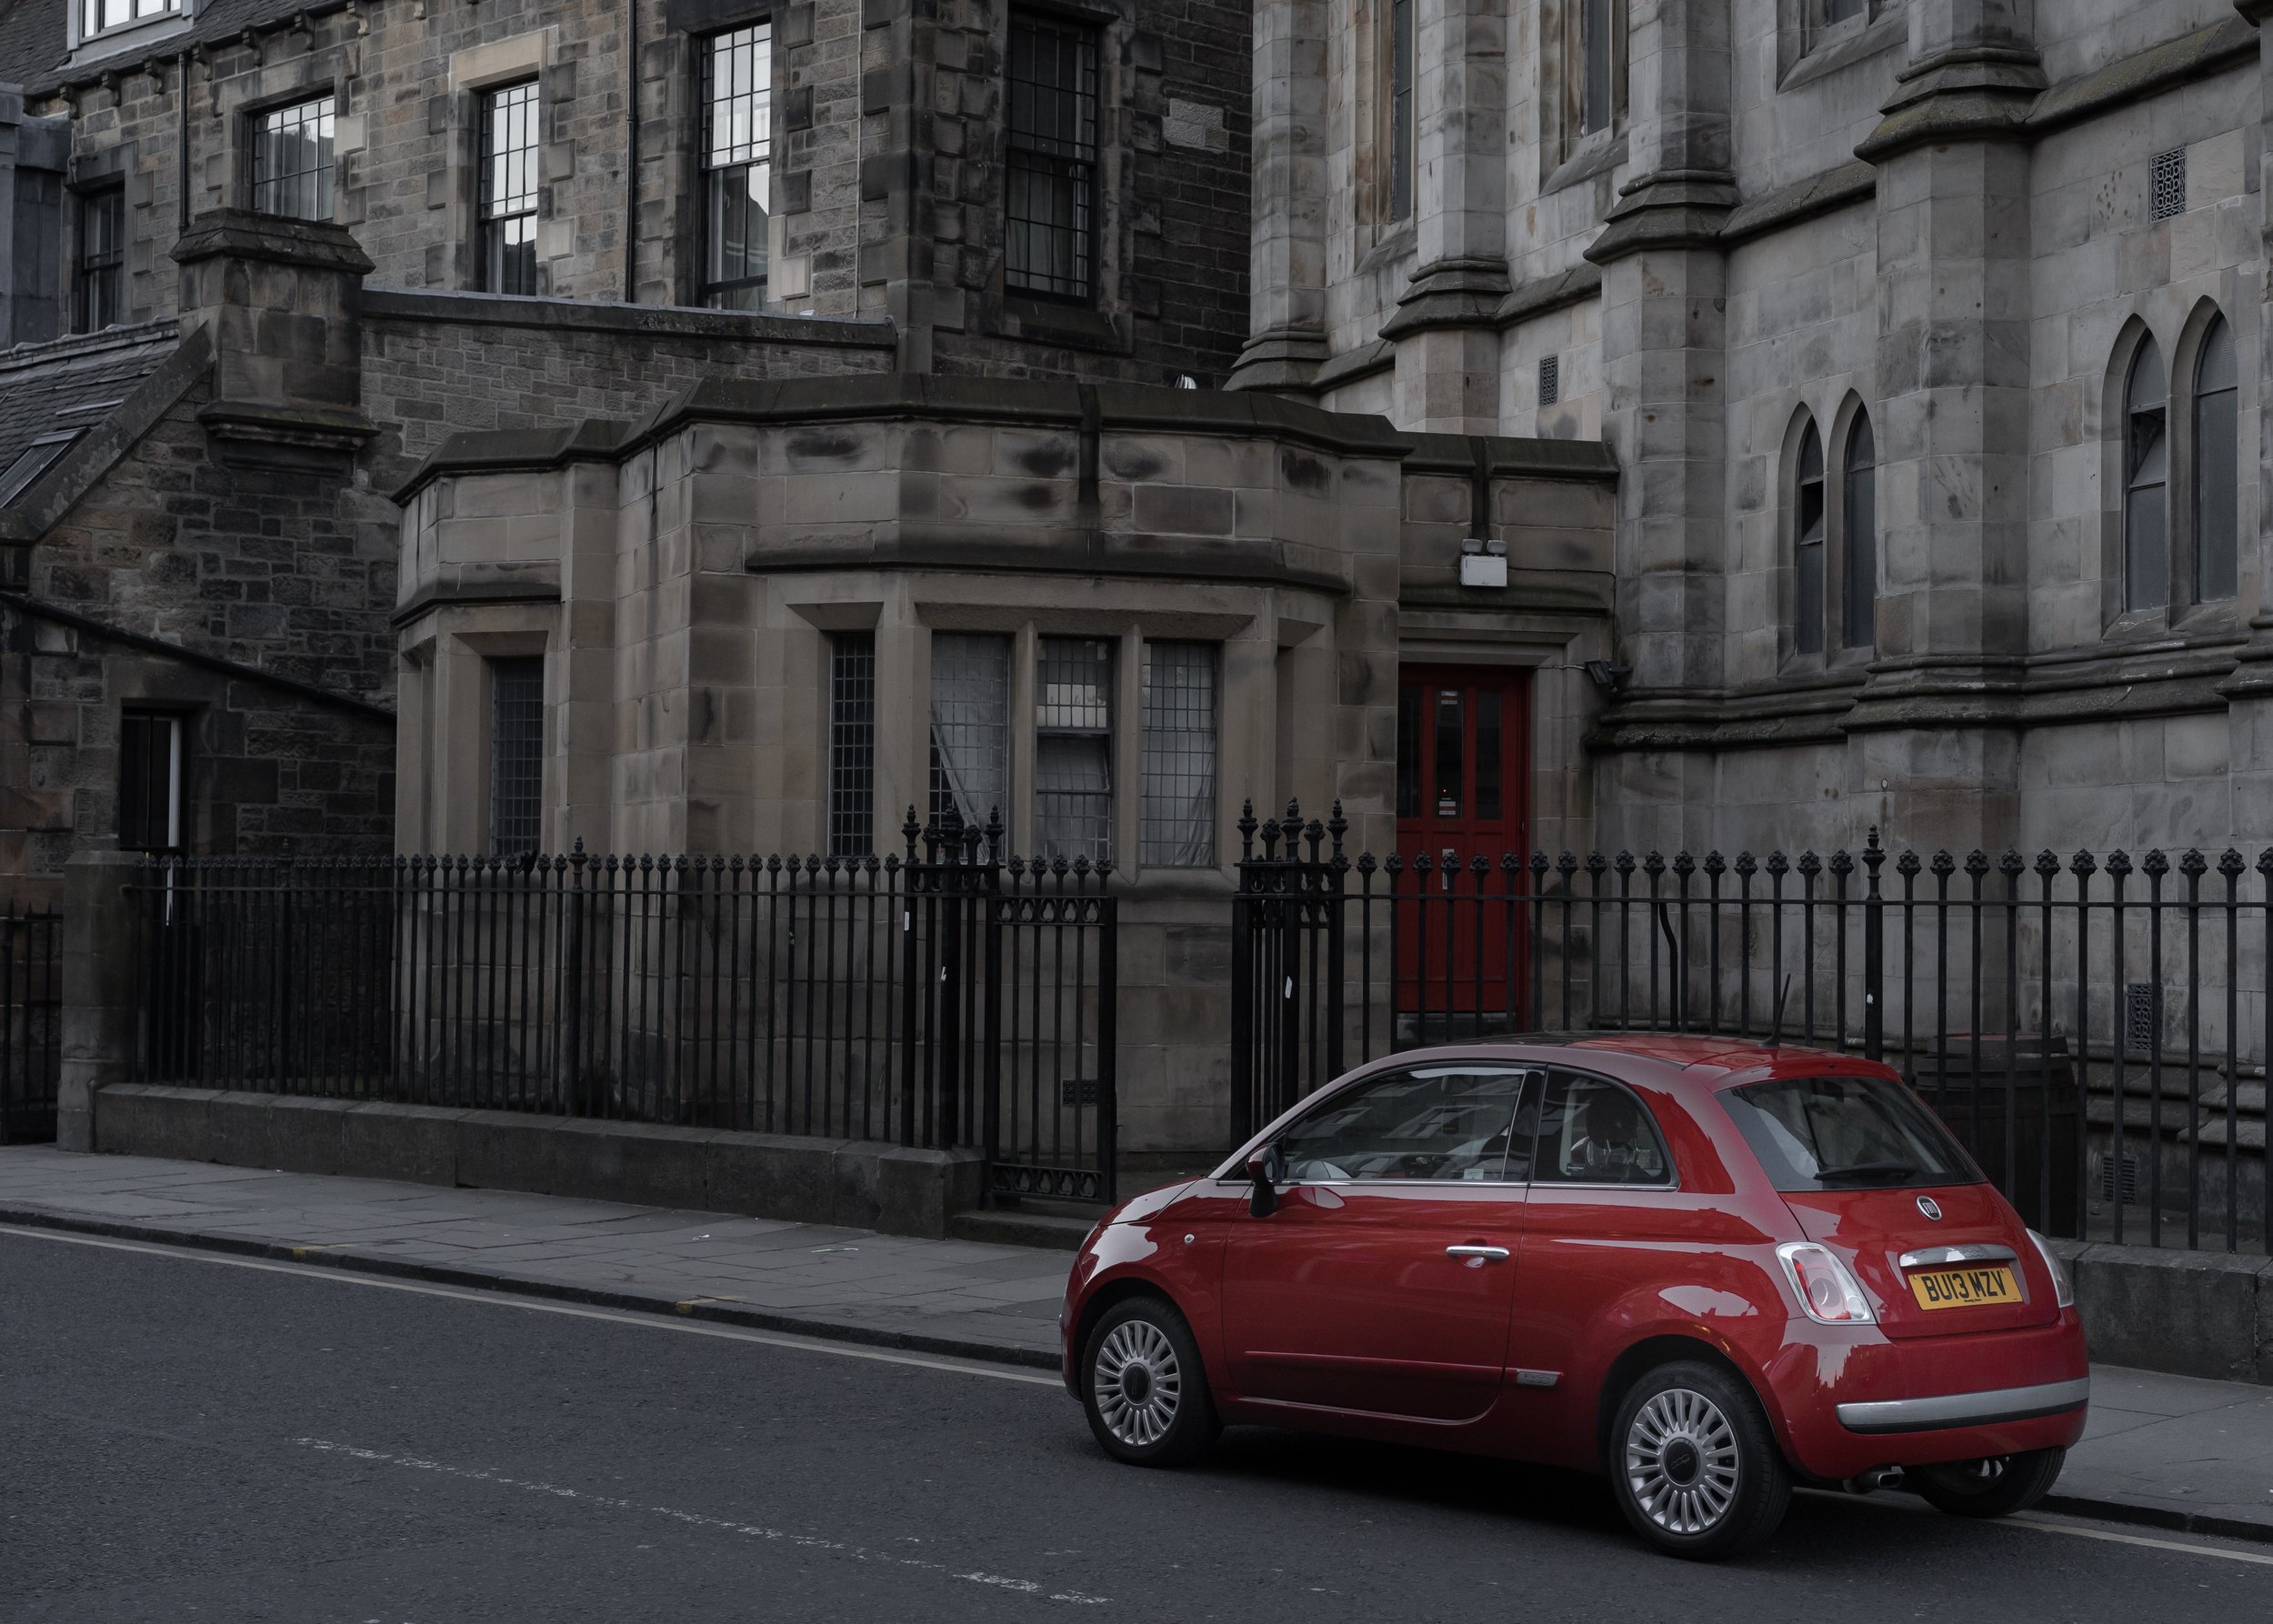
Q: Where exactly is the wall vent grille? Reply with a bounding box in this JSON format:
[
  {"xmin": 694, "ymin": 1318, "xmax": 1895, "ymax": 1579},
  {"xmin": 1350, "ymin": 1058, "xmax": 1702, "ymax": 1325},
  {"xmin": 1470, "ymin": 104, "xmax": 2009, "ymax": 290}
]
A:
[
  {"xmin": 2125, "ymin": 981, "xmax": 2159, "ymax": 1056},
  {"xmin": 1538, "ymin": 355, "xmax": 1560, "ymax": 407},
  {"xmin": 2151, "ymin": 147, "xmax": 2187, "ymax": 219}
]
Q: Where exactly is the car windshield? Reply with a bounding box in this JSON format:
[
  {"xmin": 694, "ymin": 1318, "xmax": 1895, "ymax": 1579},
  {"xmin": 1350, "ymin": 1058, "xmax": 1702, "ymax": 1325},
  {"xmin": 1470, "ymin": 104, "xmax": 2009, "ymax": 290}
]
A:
[{"xmin": 1722, "ymin": 1076, "xmax": 1980, "ymax": 1191}]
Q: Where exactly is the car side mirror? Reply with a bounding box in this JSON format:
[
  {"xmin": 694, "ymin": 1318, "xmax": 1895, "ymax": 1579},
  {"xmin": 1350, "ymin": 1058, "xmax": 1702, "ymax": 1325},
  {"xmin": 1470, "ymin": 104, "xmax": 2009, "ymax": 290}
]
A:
[{"xmin": 1246, "ymin": 1144, "xmax": 1283, "ymax": 1218}]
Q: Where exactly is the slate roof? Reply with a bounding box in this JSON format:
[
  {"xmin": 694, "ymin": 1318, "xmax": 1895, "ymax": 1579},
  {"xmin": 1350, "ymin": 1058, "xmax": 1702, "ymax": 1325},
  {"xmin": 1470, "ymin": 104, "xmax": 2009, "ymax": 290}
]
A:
[
  {"xmin": 1, "ymin": 0, "xmax": 325, "ymax": 98},
  {"xmin": 0, "ymin": 320, "xmax": 176, "ymax": 508},
  {"xmin": 0, "ymin": 0, "xmax": 66, "ymax": 90}
]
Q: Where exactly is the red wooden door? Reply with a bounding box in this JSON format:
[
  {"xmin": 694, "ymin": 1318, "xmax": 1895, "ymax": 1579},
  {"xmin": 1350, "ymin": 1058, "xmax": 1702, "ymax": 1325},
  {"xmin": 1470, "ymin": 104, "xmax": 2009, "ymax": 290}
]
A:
[{"xmin": 1395, "ymin": 666, "xmax": 1532, "ymax": 1036}]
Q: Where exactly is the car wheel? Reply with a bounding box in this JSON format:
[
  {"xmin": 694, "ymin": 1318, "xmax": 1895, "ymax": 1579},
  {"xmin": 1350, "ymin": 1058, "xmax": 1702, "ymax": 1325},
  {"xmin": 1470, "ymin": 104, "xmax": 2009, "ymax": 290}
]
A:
[
  {"xmin": 1910, "ymin": 1449, "xmax": 2066, "ymax": 1518},
  {"xmin": 1080, "ymin": 1297, "xmax": 1220, "ymax": 1468},
  {"xmin": 1609, "ymin": 1360, "xmax": 1791, "ymax": 1560}
]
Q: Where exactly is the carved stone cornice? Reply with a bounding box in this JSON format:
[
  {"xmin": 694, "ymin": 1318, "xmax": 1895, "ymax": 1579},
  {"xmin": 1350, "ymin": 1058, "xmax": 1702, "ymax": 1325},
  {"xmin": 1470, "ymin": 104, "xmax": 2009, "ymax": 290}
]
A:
[
  {"xmin": 1856, "ymin": 46, "xmax": 2048, "ymax": 163},
  {"xmin": 1378, "ymin": 256, "xmax": 1514, "ymax": 341},
  {"xmin": 1224, "ymin": 324, "xmax": 1332, "ymax": 394},
  {"xmin": 1582, "ymin": 171, "xmax": 1741, "ymax": 266}
]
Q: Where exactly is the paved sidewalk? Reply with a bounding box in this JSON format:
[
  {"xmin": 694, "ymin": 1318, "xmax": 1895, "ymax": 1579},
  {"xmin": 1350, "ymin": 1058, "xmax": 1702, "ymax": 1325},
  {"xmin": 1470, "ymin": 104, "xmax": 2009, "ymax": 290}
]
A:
[{"xmin": 3, "ymin": 1146, "xmax": 2268, "ymax": 1544}]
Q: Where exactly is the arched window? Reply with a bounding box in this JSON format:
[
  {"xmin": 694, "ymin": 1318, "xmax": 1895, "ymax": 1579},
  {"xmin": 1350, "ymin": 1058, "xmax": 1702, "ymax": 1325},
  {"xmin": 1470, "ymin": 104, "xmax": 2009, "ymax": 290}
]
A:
[
  {"xmin": 2124, "ymin": 338, "xmax": 2168, "ymax": 611},
  {"xmin": 1841, "ymin": 411, "xmax": 1876, "ymax": 650},
  {"xmin": 2193, "ymin": 316, "xmax": 2238, "ymax": 604},
  {"xmin": 1795, "ymin": 422, "xmax": 1826, "ymax": 656}
]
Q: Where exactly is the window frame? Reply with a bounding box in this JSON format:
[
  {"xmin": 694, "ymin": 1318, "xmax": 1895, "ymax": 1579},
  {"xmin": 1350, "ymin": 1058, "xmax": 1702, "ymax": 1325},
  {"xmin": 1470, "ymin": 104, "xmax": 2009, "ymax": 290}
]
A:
[
  {"xmin": 477, "ymin": 79, "xmax": 543, "ymax": 297},
  {"xmin": 1267, "ymin": 1063, "xmax": 1545, "ymax": 1187},
  {"xmin": 117, "ymin": 707, "xmax": 188, "ymax": 855},
  {"xmin": 1530, "ymin": 1068, "xmax": 1678, "ymax": 1190},
  {"xmin": 1836, "ymin": 406, "xmax": 1876, "ymax": 657},
  {"xmin": 75, "ymin": 0, "xmax": 182, "ymax": 45},
  {"xmin": 1547, "ymin": 0, "xmax": 1627, "ymax": 171},
  {"xmin": 2121, "ymin": 336, "xmax": 2170, "ymax": 617},
  {"xmin": 1003, "ymin": 8, "xmax": 1102, "ymax": 305},
  {"xmin": 1137, "ymin": 640, "xmax": 1217, "ymax": 869},
  {"xmin": 826, "ymin": 630, "xmax": 877, "ymax": 857},
  {"xmin": 1791, "ymin": 417, "xmax": 1827, "ymax": 659},
  {"xmin": 698, "ymin": 22, "xmax": 774, "ymax": 311},
  {"xmin": 75, "ymin": 185, "xmax": 125, "ymax": 334},
  {"xmin": 2188, "ymin": 313, "xmax": 2239, "ymax": 610},
  {"xmin": 1034, "ymin": 634, "xmax": 1116, "ymax": 865},
  {"xmin": 246, "ymin": 92, "xmax": 338, "ymax": 223},
  {"xmin": 1381, "ymin": 0, "xmax": 1416, "ymax": 226},
  {"xmin": 486, "ymin": 655, "xmax": 546, "ymax": 858}
]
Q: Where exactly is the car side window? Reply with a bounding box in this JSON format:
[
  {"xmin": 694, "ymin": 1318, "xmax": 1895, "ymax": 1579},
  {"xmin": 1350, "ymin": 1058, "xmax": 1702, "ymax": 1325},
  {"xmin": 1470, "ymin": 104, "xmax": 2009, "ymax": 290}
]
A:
[
  {"xmin": 1277, "ymin": 1067, "xmax": 1537, "ymax": 1183},
  {"xmin": 1532, "ymin": 1071, "xmax": 1673, "ymax": 1187}
]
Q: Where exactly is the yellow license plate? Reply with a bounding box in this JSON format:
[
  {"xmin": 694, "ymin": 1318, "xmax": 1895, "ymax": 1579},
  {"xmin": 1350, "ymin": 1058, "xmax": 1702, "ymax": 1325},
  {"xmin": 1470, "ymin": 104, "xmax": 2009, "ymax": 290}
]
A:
[{"xmin": 1909, "ymin": 1265, "xmax": 2021, "ymax": 1310}]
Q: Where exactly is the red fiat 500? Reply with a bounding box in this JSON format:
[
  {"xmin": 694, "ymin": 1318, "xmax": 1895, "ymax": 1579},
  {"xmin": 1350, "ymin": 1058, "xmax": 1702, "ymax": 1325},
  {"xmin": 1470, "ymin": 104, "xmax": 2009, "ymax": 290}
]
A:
[{"xmin": 1060, "ymin": 1035, "xmax": 2089, "ymax": 1559}]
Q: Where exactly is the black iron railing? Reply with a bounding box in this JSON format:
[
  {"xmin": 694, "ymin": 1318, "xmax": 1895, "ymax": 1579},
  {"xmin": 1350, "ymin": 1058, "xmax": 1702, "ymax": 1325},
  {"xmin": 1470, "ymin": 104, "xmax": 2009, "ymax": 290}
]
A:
[
  {"xmin": 128, "ymin": 813, "xmax": 1117, "ymax": 1202},
  {"xmin": 1232, "ymin": 800, "xmax": 2273, "ymax": 1256},
  {"xmin": 1, "ymin": 904, "xmax": 62, "ymax": 1145}
]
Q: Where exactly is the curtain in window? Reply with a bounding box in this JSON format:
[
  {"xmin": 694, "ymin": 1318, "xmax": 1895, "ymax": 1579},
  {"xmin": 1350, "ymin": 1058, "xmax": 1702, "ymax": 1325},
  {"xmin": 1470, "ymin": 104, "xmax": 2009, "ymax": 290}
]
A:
[
  {"xmin": 2194, "ymin": 316, "xmax": 2238, "ymax": 604},
  {"xmin": 1140, "ymin": 642, "xmax": 1216, "ymax": 867},
  {"xmin": 929, "ymin": 633, "xmax": 1011, "ymax": 838},
  {"xmin": 2125, "ymin": 338, "xmax": 2168, "ymax": 611}
]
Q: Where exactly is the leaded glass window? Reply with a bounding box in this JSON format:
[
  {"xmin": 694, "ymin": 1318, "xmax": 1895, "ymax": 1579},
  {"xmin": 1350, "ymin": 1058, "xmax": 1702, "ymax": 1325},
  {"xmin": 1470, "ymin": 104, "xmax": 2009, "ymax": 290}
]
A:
[{"xmin": 1140, "ymin": 642, "xmax": 1216, "ymax": 867}]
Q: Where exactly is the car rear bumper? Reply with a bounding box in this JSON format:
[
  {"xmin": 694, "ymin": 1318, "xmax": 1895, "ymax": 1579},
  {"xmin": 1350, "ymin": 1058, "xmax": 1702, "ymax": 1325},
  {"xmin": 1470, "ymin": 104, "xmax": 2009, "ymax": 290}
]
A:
[
  {"xmin": 1767, "ymin": 1312, "xmax": 2091, "ymax": 1480},
  {"xmin": 1834, "ymin": 1376, "xmax": 2090, "ymax": 1435}
]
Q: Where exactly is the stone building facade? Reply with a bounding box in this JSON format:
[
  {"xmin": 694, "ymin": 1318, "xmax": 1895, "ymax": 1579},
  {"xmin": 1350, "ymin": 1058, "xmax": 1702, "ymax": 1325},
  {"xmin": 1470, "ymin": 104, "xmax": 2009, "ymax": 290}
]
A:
[
  {"xmin": 0, "ymin": 0, "xmax": 1257, "ymax": 906},
  {"xmin": 1232, "ymin": 0, "xmax": 2273, "ymax": 869},
  {"xmin": 394, "ymin": 373, "xmax": 1615, "ymax": 1148}
]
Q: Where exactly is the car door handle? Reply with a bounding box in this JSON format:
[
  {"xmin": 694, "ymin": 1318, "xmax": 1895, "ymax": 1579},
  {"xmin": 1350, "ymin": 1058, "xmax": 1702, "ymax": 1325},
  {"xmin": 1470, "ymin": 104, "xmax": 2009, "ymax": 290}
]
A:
[{"xmin": 1445, "ymin": 1245, "xmax": 1511, "ymax": 1262}]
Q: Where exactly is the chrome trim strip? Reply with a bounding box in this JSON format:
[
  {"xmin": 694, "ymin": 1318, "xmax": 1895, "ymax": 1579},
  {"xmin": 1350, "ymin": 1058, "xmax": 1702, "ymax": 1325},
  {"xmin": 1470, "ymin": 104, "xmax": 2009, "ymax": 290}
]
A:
[
  {"xmin": 1897, "ymin": 1243, "xmax": 2019, "ymax": 1269},
  {"xmin": 1836, "ymin": 1377, "xmax": 2090, "ymax": 1434},
  {"xmin": 1514, "ymin": 1368, "xmax": 1561, "ymax": 1388}
]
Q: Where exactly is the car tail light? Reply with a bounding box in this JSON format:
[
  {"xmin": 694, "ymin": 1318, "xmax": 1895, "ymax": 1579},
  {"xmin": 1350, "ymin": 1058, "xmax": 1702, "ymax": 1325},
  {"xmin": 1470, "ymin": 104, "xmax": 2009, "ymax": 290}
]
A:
[
  {"xmin": 1776, "ymin": 1241, "xmax": 1877, "ymax": 1325},
  {"xmin": 2028, "ymin": 1229, "xmax": 2076, "ymax": 1308}
]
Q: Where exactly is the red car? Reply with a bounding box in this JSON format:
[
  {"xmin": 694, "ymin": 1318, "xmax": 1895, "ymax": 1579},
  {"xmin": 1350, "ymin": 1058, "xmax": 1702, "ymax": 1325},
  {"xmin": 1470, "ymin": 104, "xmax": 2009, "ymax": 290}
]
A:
[{"xmin": 1061, "ymin": 1035, "xmax": 2088, "ymax": 1559}]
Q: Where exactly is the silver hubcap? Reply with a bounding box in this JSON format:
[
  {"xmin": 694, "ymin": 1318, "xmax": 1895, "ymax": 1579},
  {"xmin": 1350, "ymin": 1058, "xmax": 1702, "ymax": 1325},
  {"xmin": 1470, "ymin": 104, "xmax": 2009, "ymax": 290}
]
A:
[
  {"xmin": 1093, "ymin": 1320, "xmax": 1182, "ymax": 1448},
  {"xmin": 1626, "ymin": 1388, "xmax": 1742, "ymax": 1535}
]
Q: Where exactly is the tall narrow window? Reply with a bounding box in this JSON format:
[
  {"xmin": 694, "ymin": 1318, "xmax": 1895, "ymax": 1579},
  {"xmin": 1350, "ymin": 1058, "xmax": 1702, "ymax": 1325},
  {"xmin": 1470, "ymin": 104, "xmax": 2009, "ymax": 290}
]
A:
[
  {"xmin": 250, "ymin": 95, "xmax": 336, "ymax": 222},
  {"xmin": 479, "ymin": 81, "xmax": 541, "ymax": 296},
  {"xmin": 118, "ymin": 710, "xmax": 185, "ymax": 853},
  {"xmin": 929, "ymin": 633, "xmax": 1013, "ymax": 838},
  {"xmin": 487, "ymin": 657, "xmax": 545, "ymax": 857},
  {"xmin": 2124, "ymin": 338, "xmax": 2168, "ymax": 612},
  {"xmin": 76, "ymin": 188, "xmax": 124, "ymax": 333},
  {"xmin": 1387, "ymin": 0, "xmax": 1415, "ymax": 223},
  {"xmin": 1580, "ymin": 0, "xmax": 1615, "ymax": 135},
  {"xmin": 2194, "ymin": 316, "xmax": 2238, "ymax": 605},
  {"xmin": 1140, "ymin": 642, "xmax": 1217, "ymax": 867},
  {"xmin": 1036, "ymin": 637, "xmax": 1113, "ymax": 863},
  {"xmin": 701, "ymin": 25, "xmax": 772, "ymax": 310},
  {"xmin": 1794, "ymin": 422, "xmax": 1826, "ymax": 656},
  {"xmin": 827, "ymin": 633, "xmax": 876, "ymax": 857},
  {"xmin": 1841, "ymin": 412, "xmax": 1877, "ymax": 650},
  {"xmin": 1005, "ymin": 13, "xmax": 1099, "ymax": 301}
]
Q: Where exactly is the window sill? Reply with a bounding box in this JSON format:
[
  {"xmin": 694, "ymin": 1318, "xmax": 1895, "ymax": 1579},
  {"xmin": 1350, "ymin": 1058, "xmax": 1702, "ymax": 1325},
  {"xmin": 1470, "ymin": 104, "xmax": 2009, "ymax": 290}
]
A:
[
  {"xmin": 69, "ymin": 11, "xmax": 193, "ymax": 65},
  {"xmin": 1779, "ymin": 13, "xmax": 1905, "ymax": 93},
  {"xmin": 1355, "ymin": 226, "xmax": 1417, "ymax": 279},
  {"xmin": 1541, "ymin": 134, "xmax": 1628, "ymax": 200},
  {"xmin": 994, "ymin": 296, "xmax": 1130, "ymax": 356}
]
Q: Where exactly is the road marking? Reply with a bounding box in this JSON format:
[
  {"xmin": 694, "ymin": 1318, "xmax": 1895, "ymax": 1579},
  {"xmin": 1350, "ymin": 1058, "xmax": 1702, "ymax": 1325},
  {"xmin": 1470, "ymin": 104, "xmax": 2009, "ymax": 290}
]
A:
[
  {"xmin": 295, "ymin": 1439, "xmax": 1108, "ymax": 1605},
  {"xmin": 1806, "ymin": 1487, "xmax": 2273, "ymax": 1568},
  {"xmin": 0, "ymin": 1223, "xmax": 1060, "ymax": 1388}
]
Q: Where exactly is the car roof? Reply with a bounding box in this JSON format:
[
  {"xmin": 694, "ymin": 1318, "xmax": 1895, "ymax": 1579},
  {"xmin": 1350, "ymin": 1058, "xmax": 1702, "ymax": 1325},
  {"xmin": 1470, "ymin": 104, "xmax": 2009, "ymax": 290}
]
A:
[{"xmin": 1382, "ymin": 1031, "xmax": 1887, "ymax": 1090}]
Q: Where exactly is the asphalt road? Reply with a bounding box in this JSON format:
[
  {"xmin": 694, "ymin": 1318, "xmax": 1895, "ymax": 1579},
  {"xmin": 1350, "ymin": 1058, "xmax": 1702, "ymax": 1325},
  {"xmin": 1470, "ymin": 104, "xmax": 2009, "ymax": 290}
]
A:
[{"xmin": 3, "ymin": 1228, "xmax": 2266, "ymax": 1623}]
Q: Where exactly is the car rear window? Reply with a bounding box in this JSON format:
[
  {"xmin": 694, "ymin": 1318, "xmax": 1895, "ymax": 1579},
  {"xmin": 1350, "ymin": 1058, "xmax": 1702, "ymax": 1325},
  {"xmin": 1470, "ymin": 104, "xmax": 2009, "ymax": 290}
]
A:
[{"xmin": 1722, "ymin": 1076, "xmax": 1980, "ymax": 1191}]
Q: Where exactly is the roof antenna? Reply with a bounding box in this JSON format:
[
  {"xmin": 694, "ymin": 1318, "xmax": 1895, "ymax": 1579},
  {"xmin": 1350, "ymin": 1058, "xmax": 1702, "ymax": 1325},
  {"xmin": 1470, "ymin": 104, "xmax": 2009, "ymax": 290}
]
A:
[{"xmin": 1764, "ymin": 974, "xmax": 1791, "ymax": 1048}]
